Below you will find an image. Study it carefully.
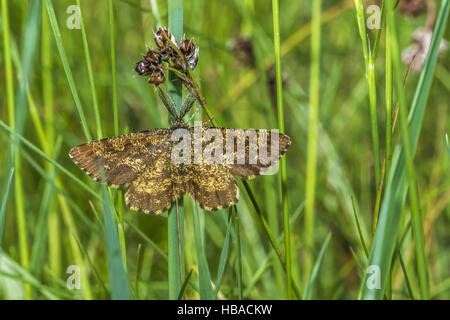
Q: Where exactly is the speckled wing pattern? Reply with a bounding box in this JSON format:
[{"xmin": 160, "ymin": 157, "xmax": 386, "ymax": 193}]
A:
[
  {"xmin": 189, "ymin": 127, "xmax": 291, "ymax": 179},
  {"xmin": 69, "ymin": 127, "xmax": 290, "ymax": 214},
  {"xmin": 69, "ymin": 129, "xmax": 175, "ymax": 214},
  {"xmin": 186, "ymin": 163, "xmax": 239, "ymax": 211}
]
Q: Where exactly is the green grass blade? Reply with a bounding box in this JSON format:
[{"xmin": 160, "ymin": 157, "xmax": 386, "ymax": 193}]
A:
[
  {"xmin": 76, "ymin": 0, "xmax": 103, "ymax": 139},
  {"xmin": 177, "ymin": 269, "xmax": 193, "ymax": 300},
  {"xmin": 240, "ymin": 181, "xmax": 302, "ymax": 299},
  {"xmin": 303, "ymin": 233, "xmax": 331, "ymax": 300},
  {"xmin": 193, "ymin": 205, "xmax": 214, "ymax": 300},
  {"xmin": 73, "ymin": 235, "xmax": 109, "ymax": 297},
  {"xmin": 234, "ymin": 207, "xmax": 243, "ymax": 300},
  {"xmin": 361, "ymin": 0, "xmax": 449, "ymax": 300},
  {"xmin": 6, "ymin": 0, "xmax": 42, "ymax": 299},
  {"xmin": 0, "ymin": 120, "xmax": 100, "ymax": 200},
  {"xmin": 109, "ymin": 0, "xmax": 119, "ymax": 136},
  {"xmin": 0, "ymin": 168, "xmax": 14, "ymax": 246},
  {"xmin": 354, "ymin": 0, "xmax": 381, "ymax": 189},
  {"xmin": 351, "ymin": 196, "xmax": 369, "ymax": 257},
  {"xmin": 16, "ymin": 146, "xmax": 99, "ymax": 233},
  {"xmin": 41, "ymin": 1, "xmax": 60, "ymax": 282},
  {"xmin": 44, "ymin": 0, "xmax": 91, "ymax": 141},
  {"xmin": 135, "ymin": 243, "xmax": 143, "ymax": 299},
  {"xmin": 385, "ymin": 11, "xmax": 393, "ymax": 179},
  {"xmin": 387, "ymin": 0, "xmax": 429, "ymax": 299},
  {"xmin": 304, "ymin": 0, "xmax": 322, "ymax": 282},
  {"xmin": 272, "ymin": 0, "xmax": 292, "ymax": 299},
  {"xmin": 124, "ymin": 218, "xmax": 168, "ymax": 261},
  {"xmin": 214, "ymin": 211, "xmax": 232, "ymax": 298},
  {"xmin": 0, "ymin": 250, "xmax": 58, "ymax": 300},
  {"xmin": 372, "ymin": 0, "xmax": 385, "ymax": 60},
  {"xmin": 167, "ymin": 0, "xmax": 185, "ymax": 300},
  {"xmin": 29, "ymin": 138, "xmax": 62, "ymax": 279},
  {"xmin": 102, "ymin": 185, "xmax": 131, "ymax": 300}
]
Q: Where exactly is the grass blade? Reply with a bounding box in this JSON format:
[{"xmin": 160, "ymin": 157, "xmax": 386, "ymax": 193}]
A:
[
  {"xmin": 177, "ymin": 269, "xmax": 193, "ymax": 300},
  {"xmin": 29, "ymin": 138, "xmax": 61, "ymax": 279},
  {"xmin": 303, "ymin": 233, "xmax": 332, "ymax": 300},
  {"xmin": 44, "ymin": 0, "xmax": 91, "ymax": 141},
  {"xmin": 354, "ymin": 0, "xmax": 381, "ymax": 189},
  {"xmin": 214, "ymin": 211, "xmax": 233, "ymax": 298},
  {"xmin": 0, "ymin": 250, "xmax": 58, "ymax": 300},
  {"xmin": 361, "ymin": 0, "xmax": 449, "ymax": 299},
  {"xmin": 272, "ymin": 0, "xmax": 292, "ymax": 299},
  {"xmin": 234, "ymin": 207, "xmax": 243, "ymax": 300},
  {"xmin": 167, "ymin": 0, "xmax": 185, "ymax": 300},
  {"xmin": 304, "ymin": 0, "xmax": 322, "ymax": 282},
  {"xmin": 76, "ymin": 0, "xmax": 103, "ymax": 139},
  {"xmin": 0, "ymin": 120, "xmax": 99, "ymax": 199},
  {"xmin": 351, "ymin": 196, "xmax": 369, "ymax": 257},
  {"xmin": 102, "ymin": 184, "xmax": 131, "ymax": 300},
  {"xmin": 193, "ymin": 205, "xmax": 214, "ymax": 300},
  {"xmin": 0, "ymin": 168, "xmax": 14, "ymax": 246},
  {"xmin": 109, "ymin": 0, "xmax": 119, "ymax": 136},
  {"xmin": 386, "ymin": 0, "xmax": 429, "ymax": 299}
]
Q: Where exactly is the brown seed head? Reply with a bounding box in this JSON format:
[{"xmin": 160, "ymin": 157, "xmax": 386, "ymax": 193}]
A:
[
  {"xmin": 148, "ymin": 68, "xmax": 166, "ymax": 85},
  {"xmin": 154, "ymin": 27, "xmax": 177, "ymax": 50},
  {"xmin": 145, "ymin": 50, "xmax": 162, "ymax": 65},
  {"xmin": 135, "ymin": 60, "xmax": 151, "ymax": 76}
]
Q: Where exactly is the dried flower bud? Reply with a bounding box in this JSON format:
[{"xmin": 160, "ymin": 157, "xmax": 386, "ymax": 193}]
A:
[
  {"xmin": 180, "ymin": 38, "xmax": 195, "ymax": 55},
  {"xmin": 135, "ymin": 60, "xmax": 151, "ymax": 76},
  {"xmin": 154, "ymin": 27, "xmax": 177, "ymax": 50},
  {"xmin": 145, "ymin": 50, "xmax": 162, "ymax": 65},
  {"xmin": 148, "ymin": 68, "xmax": 166, "ymax": 85},
  {"xmin": 179, "ymin": 37, "xmax": 199, "ymax": 70},
  {"xmin": 186, "ymin": 47, "xmax": 199, "ymax": 70}
]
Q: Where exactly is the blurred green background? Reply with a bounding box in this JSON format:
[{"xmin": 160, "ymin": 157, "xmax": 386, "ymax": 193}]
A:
[{"xmin": 0, "ymin": 0, "xmax": 449, "ymax": 299}]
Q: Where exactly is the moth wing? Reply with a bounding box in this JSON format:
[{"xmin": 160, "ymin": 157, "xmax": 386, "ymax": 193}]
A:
[
  {"xmin": 125, "ymin": 145, "xmax": 177, "ymax": 215},
  {"xmin": 192, "ymin": 127, "xmax": 291, "ymax": 179},
  {"xmin": 186, "ymin": 163, "xmax": 239, "ymax": 211},
  {"xmin": 69, "ymin": 129, "xmax": 172, "ymax": 187}
]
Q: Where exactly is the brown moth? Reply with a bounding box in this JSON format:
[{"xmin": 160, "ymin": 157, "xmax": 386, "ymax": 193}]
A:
[{"xmin": 69, "ymin": 90, "xmax": 291, "ymax": 214}]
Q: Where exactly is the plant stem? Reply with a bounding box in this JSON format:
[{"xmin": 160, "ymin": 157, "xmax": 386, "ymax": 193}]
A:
[
  {"xmin": 167, "ymin": 0, "xmax": 185, "ymax": 300},
  {"xmin": 386, "ymin": 1, "xmax": 429, "ymax": 299},
  {"xmin": 353, "ymin": 0, "xmax": 381, "ymax": 189},
  {"xmin": 385, "ymin": 15, "xmax": 393, "ymax": 182},
  {"xmin": 76, "ymin": 0, "xmax": 103, "ymax": 139},
  {"xmin": 234, "ymin": 207, "xmax": 243, "ymax": 300},
  {"xmin": 272, "ymin": 0, "xmax": 292, "ymax": 300},
  {"xmin": 305, "ymin": 0, "xmax": 322, "ymax": 283},
  {"xmin": 42, "ymin": 0, "xmax": 62, "ymax": 282},
  {"xmin": 2, "ymin": 0, "xmax": 30, "ymax": 299},
  {"xmin": 109, "ymin": 0, "xmax": 119, "ymax": 136}
]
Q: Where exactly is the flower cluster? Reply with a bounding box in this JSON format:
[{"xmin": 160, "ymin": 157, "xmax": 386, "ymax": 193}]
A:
[{"xmin": 135, "ymin": 27, "xmax": 199, "ymax": 85}]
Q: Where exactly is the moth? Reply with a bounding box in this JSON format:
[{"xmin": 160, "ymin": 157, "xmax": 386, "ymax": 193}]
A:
[{"xmin": 69, "ymin": 89, "xmax": 291, "ymax": 214}]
